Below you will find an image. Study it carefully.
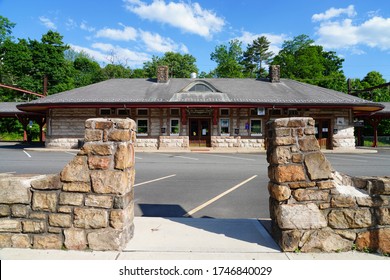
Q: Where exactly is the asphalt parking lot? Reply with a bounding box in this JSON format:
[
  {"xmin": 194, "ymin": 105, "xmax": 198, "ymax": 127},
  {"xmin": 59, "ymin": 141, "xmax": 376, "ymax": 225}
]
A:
[{"xmin": 0, "ymin": 142, "xmax": 389, "ymax": 219}]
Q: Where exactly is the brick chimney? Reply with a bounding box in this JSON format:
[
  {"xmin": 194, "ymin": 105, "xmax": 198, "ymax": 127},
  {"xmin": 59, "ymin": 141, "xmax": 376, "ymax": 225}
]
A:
[
  {"xmin": 157, "ymin": 65, "xmax": 169, "ymax": 83},
  {"xmin": 269, "ymin": 65, "xmax": 280, "ymax": 83}
]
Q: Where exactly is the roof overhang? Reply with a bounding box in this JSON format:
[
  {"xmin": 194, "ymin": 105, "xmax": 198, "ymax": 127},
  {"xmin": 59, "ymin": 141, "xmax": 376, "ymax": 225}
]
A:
[{"xmin": 17, "ymin": 101, "xmax": 384, "ymax": 114}]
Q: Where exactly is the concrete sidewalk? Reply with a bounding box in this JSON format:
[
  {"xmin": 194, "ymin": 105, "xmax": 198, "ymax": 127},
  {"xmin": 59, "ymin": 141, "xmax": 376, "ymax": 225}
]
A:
[{"xmin": 0, "ymin": 217, "xmax": 388, "ymax": 260}]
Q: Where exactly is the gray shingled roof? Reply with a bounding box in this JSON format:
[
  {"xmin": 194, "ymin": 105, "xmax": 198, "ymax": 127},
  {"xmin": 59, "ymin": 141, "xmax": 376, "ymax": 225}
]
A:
[
  {"xmin": 17, "ymin": 78, "xmax": 383, "ymax": 111},
  {"xmin": 0, "ymin": 102, "xmax": 24, "ymax": 114},
  {"xmin": 373, "ymin": 102, "xmax": 390, "ymax": 115},
  {"xmin": 0, "ymin": 102, "xmax": 43, "ymax": 117}
]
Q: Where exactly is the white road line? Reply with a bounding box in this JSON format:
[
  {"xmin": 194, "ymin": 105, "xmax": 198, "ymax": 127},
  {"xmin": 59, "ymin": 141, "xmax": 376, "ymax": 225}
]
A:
[
  {"xmin": 206, "ymin": 154, "xmax": 256, "ymax": 161},
  {"xmin": 23, "ymin": 150, "xmax": 31, "ymax": 158},
  {"xmin": 174, "ymin": 155, "xmax": 199, "ymax": 161},
  {"xmin": 183, "ymin": 175, "xmax": 258, "ymax": 217},
  {"xmin": 154, "ymin": 153, "xmax": 199, "ymax": 161},
  {"xmin": 328, "ymin": 157, "xmax": 367, "ymax": 163},
  {"xmin": 135, "ymin": 156, "xmax": 143, "ymax": 160},
  {"xmin": 64, "ymin": 151, "xmax": 78, "ymax": 156},
  {"xmin": 134, "ymin": 174, "xmax": 176, "ymax": 187}
]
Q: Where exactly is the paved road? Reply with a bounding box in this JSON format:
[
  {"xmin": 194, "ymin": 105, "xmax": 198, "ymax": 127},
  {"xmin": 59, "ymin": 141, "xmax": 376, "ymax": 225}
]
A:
[{"xmin": 1, "ymin": 143, "xmax": 389, "ymax": 219}]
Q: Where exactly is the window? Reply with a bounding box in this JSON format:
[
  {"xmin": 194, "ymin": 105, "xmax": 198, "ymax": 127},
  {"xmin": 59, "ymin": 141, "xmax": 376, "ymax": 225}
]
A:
[
  {"xmin": 188, "ymin": 84, "xmax": 213, "ymax": 92},
  {"xmin": 99, "ymin": 108, "xmax": 111, "ymax": 116},
  {"xmin": 170, "ymin": 119, "xmax": 180, "ymax": 135},
  {"xmin": 220, "ymin": 108, "xmax": 230, "ymax": 116},
  {"xmin": 137, "ymin": 108, "xmax": 149, "ymax": 116},
  {"xmin": 170, "ymin": 108, "xmax": 180, "ymax": 117},
  {"xmin": 250, "ymin": 108, "xmax": 265, "ymax": 116},
  {"xmin": 220, "ymin": 118, "xmax": 230, "ymax": 135},
  {"xmin": 269, "ymin": 108, "xmax": 283, "ymax": 116},
  {"xmin": 137, "ymin": 119, "xmax": 148, "ymax": 135},
  {"xmin": 250, "ymin": 119, "xmax": 262, "ymax": 136},
  {"xmin": 117, "ymin": 108, "xmax": 130, "ymax": 116},
  {"xmin": 288, "ymin": 109, "xmax": 299, "ymax": 116}
]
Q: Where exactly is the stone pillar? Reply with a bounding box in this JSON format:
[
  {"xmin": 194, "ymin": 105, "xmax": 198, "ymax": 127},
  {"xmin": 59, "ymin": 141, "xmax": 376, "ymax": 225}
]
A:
[
  {"xmin": 267, "ymin": 118, "xmax": 390, "ymax": 254},
  {"xmin": 0, "ymin": 118, "xmax": 136, "ymax": 251},
  {"xmin": 60, "ymin": 118, "xmax": 136, "ymax": 250},
  {"xmin": 267, "ymin": 117, "xmax": 352, "ymax": 252}
]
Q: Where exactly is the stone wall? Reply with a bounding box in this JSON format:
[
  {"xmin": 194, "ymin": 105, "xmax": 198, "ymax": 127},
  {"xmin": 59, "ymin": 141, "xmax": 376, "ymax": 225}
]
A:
[
  {"xmin": 211, "ymin": 136, "xmax": 265, "ymax": 150},
  {"xmin": 45, "ymin": 137, "xmax": 81, "ymax": 149},
  {"xmin": 0, "ymin": 118, "xmax": 135, "ymax": 251},
  {"xmin": 46, "ymin": 108, "xmax": 97, "ymax": 149},
  {"xmin": 159, "ymin": 136, "xmax": 189, "ymax": 149},
  {"xmin": 267, "ymin": 117, "xmax": 390, "ymax": 254}
]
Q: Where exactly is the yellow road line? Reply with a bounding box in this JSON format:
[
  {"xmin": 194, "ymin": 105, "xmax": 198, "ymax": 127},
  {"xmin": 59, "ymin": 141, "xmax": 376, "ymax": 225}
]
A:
[{"xmin": 183, "ymin": 175, "xmax": 258, "ymax": 217}]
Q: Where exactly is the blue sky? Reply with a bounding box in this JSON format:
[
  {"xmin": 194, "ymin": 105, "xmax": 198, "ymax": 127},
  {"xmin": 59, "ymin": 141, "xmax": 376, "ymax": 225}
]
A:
[{"xmin": 1, "ymin": 0, "xmax": 390, "ymax": 81}]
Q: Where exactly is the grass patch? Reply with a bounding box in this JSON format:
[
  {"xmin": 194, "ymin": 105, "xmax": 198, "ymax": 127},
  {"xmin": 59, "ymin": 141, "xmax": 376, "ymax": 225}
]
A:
[{"xmin": 0, "ymin": 132, "xmax": 24, "ymax": 141}]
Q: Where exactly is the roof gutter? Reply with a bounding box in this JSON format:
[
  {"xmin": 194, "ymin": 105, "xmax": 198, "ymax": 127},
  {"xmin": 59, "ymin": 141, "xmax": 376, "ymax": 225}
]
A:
[{"xmin": 17, "ymin": 101, "xmax": 384, "ymax": 115}]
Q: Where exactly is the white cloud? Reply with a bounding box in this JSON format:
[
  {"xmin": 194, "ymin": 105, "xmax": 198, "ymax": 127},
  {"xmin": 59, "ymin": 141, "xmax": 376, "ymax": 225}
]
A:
[
  {"xmin": 315, "ymin": 19, "xmax": 359, "ymax": 49},
  {"xmin": 80, "ymin": 21, "xmax": 96, "ymax": 32},
  {"xmin": 124, "ymin": 0, "xmax": 225, "ymax": 38},
  {"xmin": 39, "ymin": 16, "xmax": 57, "ymax": 29},
  {"xmin": 235, "ymin": 31, "xmax": 288, "ymax": 55},
  {"xmin": 312, "ymin": 4, "xmax": 356, "ymax": 22},
  {"xmin": 359, "ymin": 16, "xmax": 390, "ymax": 50},
  {"xmin": 70, "ymin": 43, "xmax": 150, "ymax": 68},
  {"xmin": 315, "ymin": 14, "xmax": 390, "ymax": 51},
  {"xmin": 70, "ymin": 44, "xmax": 107, "ymax": 61},
  {"xmin": 92, "ymin": 43, "xmax": 150, "ymax": 66},
  {"xmin": 96, "ymin": 24, "xmax": 137, "ymax": 41},
  {"xmin": 139, "ymin": 30, "xmax": 188, "ymax": 53},
  {"xmin": 66, "ymin": 18, "xmax": 77, "ymax": 30}
]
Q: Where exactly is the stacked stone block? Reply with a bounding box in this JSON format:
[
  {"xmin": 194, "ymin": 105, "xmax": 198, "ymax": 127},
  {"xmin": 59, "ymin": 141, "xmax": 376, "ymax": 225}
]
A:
[
  {"xmin": 267, "ymin": 117, "xmax": 390, "ymax": 254},
  {"xmin": 0, "ymin": 118, "xmax": 135, "ymax": 250},
  {"xmin": 159, "ymin": 136, "xmax": 189, "ymax": 149},
  {"xmin": 211, "ymin": 136, "xmax": 265, "ymax": 150}
]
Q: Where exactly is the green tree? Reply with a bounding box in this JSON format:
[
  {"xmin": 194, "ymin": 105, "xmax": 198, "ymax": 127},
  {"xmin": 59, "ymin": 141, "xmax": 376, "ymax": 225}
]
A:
[
  {"xmin": 272, "ymin": 34, "xmax": 346, "ymax": 91},
  {"xmin": 359, "ymin": 71, "xmax": 390, "ymax": 102},
  {"xmin": 0, "ymin": 16, "xmax": 15, "ymax": 44},
  {"xmin": 102, "ymin": 64, "xmax": 132, "ymax": 79},
  {"xmin": 198, "ymin": 70, "xmax": 215, "ymax": 78},
  {"xmin": 210, "ymin": 39, "xmax": 244, "ymax": 78},
  {"xmin": 143, "ymin": 52, "xmax": 198, "ymax": 78},
  {"xmin": 130, "ymin": 68, "xmax": 146, "ymax": 78},
  {"xmin": 73, "ymin": 56, "xmax": 103, "ymax": 87},
  {"xmin": 143, "ymin": 55, "xmax": 160, "ymax": 78},
  {"xmin": 242, "ymin": 36, "xmax": 273, "ymax": 78},
  {"xmin": 29, "ymin": 31, "xmax": 73, "ymax": 94},
  {"xmin": 0, "ymin": 37, "xmax": 36, "ymax": 101}
]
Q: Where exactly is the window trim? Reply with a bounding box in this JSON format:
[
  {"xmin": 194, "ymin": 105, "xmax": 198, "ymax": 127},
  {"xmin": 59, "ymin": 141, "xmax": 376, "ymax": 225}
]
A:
[
  {"xmin": 137, "ymin": 108, "xmax": 149, "ymax": 116},
  {"xmin": 170, "ymin": 108, "xmax": 180, "ymax": 117},
  {"xmin": 288, "ymin": 108, "xmax": 299, "ymax": 116},
  {"xmin": 250, "ymin": 118, "xmax": 263, "ymax": 136},
  {"xmin": 117, "ymin": 108, "xmax": 130, "ymax": 116},
  {"xmin": 136, "ymin": 118, "xmax": 149, "ymax": 136},
  {"xmin": 219, "ymin": 108, "xmax": 230, "ymax": 117},
  {"xmin": 99, "ymin": 108, "xmax": 112, "ymax": 116},
  {"xmin": 220, "ymin": 118, "xmax": 230, "ymax": 136},
  {"xmin": 268, "ymin": 108, "xmax": 283, "ymax": 116},
  {"xmin": 170, "ymin": 118, "xmax": 180, "ymax": 136},
  {"xmin": 181, "ymin": 81, "xmax": 218, "ymax": 92}
]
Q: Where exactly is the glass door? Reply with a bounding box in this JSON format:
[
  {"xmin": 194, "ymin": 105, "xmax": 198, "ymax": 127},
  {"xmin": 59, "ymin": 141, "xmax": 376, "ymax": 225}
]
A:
[
  {"xmin": 315, "ymin": 119, "xmax": 332, "ymax": 149},
  {"xmin": 189, "ymin": 118, "xmax": 211, "ymax": 147}
]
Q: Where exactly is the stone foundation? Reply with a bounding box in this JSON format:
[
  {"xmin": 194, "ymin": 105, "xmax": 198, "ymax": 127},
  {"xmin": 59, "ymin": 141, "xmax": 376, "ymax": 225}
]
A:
[
  {"xmin": 211, "ymin": 136, "xmax": 265, "ymax": 150},
  {"xmin": 45, "ymin": 137, "xmax": 81, "ymax": 149},
  {"xmin": 267, "ymin": 117, "xmax": 390, "ymax": 254},
  {"xmin": 158, "ymin": 136, "xmax": 189, "ymax": 150},
  {"xmin": 135, "ymin": 138, "xmax": 159, "ymax": 149},
  {"xmin": 0, "ymin": 118, "xmax": 136, "ymax": 250}
]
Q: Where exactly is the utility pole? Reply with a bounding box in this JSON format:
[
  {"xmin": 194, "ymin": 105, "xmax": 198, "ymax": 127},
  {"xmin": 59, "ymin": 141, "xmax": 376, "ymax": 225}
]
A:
[{"xmin": 43, "ymin": 75, "xmax": 48, "ymax": 96}]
